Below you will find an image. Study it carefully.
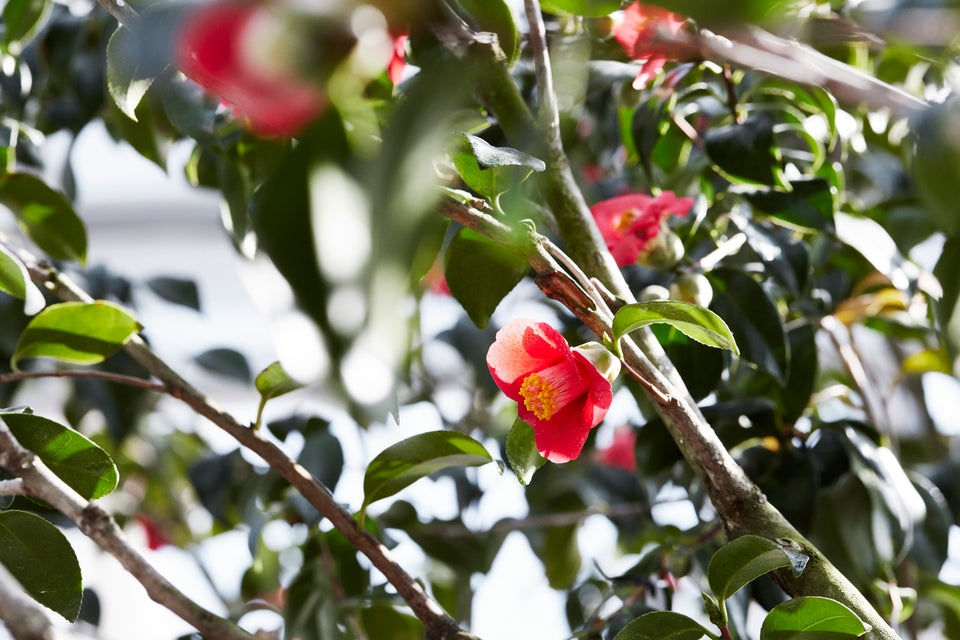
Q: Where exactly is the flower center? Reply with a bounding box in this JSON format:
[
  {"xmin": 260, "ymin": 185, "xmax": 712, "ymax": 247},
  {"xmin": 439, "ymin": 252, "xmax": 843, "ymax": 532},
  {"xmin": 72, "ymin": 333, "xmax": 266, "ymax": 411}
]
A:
[
  {"xmin": 612, "ymin": 208, "xmax": 641, "ymax": 234},
  {"xmin": 518, "ymin": 362, "xmax": 583, "ymax": 421}
]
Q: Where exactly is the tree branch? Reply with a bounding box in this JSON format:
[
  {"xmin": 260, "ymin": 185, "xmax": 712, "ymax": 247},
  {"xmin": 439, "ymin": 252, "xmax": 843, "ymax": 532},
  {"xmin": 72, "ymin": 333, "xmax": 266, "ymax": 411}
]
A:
[
  {"xmin": 0, "ymin": 421, "xmax": 254, "ymax": 640},
  {"xmin": 9, "ymin": 248, "xmax": 473, "ymax": 640},
  {"xmin": 439, "ymin": 197, "xmax": 902, "ymax": 640},
  {"xmin": 0, "ymin": 479, "xmax": 26, "ymax": 496},
  {"xmin": 92, "ymin": 0, "xmax": 139, "ymax": 29}
]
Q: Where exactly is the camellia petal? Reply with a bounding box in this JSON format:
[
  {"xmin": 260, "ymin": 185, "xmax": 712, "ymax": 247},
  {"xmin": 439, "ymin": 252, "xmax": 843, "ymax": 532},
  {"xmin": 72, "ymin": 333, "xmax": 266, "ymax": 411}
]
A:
[
  {"xmin": 486, "ymin": 318, "xmax": 616, "ymax": 463},
  {"xmin": 591, "ymin": 191, "xmax": 693, "ymax": 267},
  {"xmin": 613, "ymin": 2, "xmax": 692, "ymax": 89}
]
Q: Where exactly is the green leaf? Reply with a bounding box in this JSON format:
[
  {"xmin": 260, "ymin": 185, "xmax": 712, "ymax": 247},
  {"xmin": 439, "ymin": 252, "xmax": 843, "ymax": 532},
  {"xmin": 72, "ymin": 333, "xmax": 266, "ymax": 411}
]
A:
[
  {"xmin": 2, "ymin": 0, "xmax": 53, "ymax": 55},
  {"xmin": 912, "ymin": 99, "xmax": 960, "ymax": 235},
  {"xmin": 708, "ymin": 535, "xmax": 792, "ymax": 603},
  {"xmin": 543, "ymin": 523, "xmax": 580, "ymax": 589},
  {"xmin": 708, "ymin": 268, "xmax": 787, "ymax": 382},
  {"xmin": 193, "ymin": 348, "xmax": 251, "ymax": 382},
  {"xmin": 0, "ymin": 412, "xmax": 118, "ymax": 500},
  {"xmin": 743, "ymin": 179, "xmax": 835, "ymax": 231},
  {"xmin": 760, "ymin": 597, "xmax": 870, "ymax": 640},
  {"xmin": 539, "ymin": 0, "xmax": 622, "ymax": 17},
  {"xmin": 648, "ymin": 0, "xmax": 790, "ymax": 25},
  {"xmin": 360, "ymin": 606, "xmax": 425, "ymax": 640},
  {"xmin": 0, "ymin": 242, "xmax": 44, "ymax": 315},
  {"xmin": 12, "ymin": 301, "xmax": 142, "ymax": 369},
  {"xmin": 0, "ymin": 510, "xmax": 82, "ymax": 621},
  {"xmin": 0, "ymin": 173, "xmax": 87, "ymax": 263},
  {"xmin": 612, "ymin": 300, "xmax": 739, "ymax": 354},
  {"xmin": 614, "ymin": 611, "xmax": 712, "ymax": 640},
  {"xmin": 360, "ymin": 431, "xmax": 493, "ymax": 522},
  {"xmin": 145, "ymin": 276, "xmax": 200, "ymax": 311},
  {"xmin": 106, "ymin": 25, "xmax": 155, "ymax": 121},
  {"xmin": 453, "ymin": 0, "xmax": 520, "ymax": 64},
  {"xmin": 705, "ymin": 115, "xmax": 784, "ymax": 186},
  {"xmin": 451, "ymin": 133, "xmax": 545, "ymax": 200},
  {"xmin": 444, "ymin": 227, "xmax": 529, "ymax": 329},
  {"xmin": 254, "ymin": 361, "xmax": 305, "ymax": 429},
  {"xmin": 506, "ymin": 418, "xmax": 546, "ymax": 485}
]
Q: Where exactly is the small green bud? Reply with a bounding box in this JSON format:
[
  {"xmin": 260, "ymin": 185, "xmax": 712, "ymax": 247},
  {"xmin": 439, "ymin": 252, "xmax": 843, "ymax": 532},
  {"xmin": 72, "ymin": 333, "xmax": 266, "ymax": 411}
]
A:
[
  {"xmin": 636, "ymin": 227, "xmax": 684, "ymax": 270},
  {"xmin": 670, "ymin": 272, "xmax": 713, "ymax": 307}
]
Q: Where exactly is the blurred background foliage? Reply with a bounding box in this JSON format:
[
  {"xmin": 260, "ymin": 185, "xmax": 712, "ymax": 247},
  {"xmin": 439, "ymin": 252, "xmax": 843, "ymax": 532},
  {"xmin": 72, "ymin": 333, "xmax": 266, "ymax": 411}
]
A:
[{"xmin": 3, "ymin": 0, "xmax": 960, "ymax": 638}]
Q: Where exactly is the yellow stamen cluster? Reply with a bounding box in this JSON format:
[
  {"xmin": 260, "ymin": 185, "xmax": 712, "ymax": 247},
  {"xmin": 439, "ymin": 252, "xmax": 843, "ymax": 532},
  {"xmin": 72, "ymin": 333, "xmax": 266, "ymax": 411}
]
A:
[
  {"xmin": 519, "ymin": 372, "xmax": 557, "ymax": 421},
  {"xmin": 613, "ymin": 208, "xmax": 640, "ymax": 233}
]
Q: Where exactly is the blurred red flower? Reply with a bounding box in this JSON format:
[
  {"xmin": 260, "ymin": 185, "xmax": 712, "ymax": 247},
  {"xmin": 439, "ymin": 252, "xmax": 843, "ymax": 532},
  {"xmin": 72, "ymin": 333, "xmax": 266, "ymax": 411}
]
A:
[
  {"xmin": 388, "ymin": 34, "xmax": 408, "ymax": 85},
  {"xmin": 613, "ymin": 2, "xmax": 690, "ymax": 89},
  {"xmin": 590, "ymin": 191, "xmax": 693, "ymax": 267},
  {"xmin": 176, "ymin": 1, "xmax": 325, "ymax": 137},
  {"xmin": 597, "ymin": 426, "xmax": 637, "ymax": 471},
  {"xmin": 487, "ymin": 318, "xmax": 613, "ymax": 463}
]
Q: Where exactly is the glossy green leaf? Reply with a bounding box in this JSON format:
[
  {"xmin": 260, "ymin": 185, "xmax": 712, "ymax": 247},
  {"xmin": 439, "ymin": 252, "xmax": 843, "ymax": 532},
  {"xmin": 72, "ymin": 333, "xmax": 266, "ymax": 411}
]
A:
[
  {"xmin": 760, "ymin": 597, "xmax": 870, "ymax": 639},
  {"xmin": 254, "ymin": 361, "xmax": 305, "ymax": 429},
  {"xmin": 0, "ymin": 510, "xmax": 82, "ymax": 621},
  {"xmin": 708, "ymin": 268, "xmax": 787, "ymax": 382},
  {"xmin": 451, "ymin": 133, "xmax": 545, "ymax": 200},
  {"xmin": 614, "ymin": 611, "xmax": 711, "ymax": 640},
  {"xmin": 744, "ymin": 179, "xmax": 835, "ymax": 232},
  {"xmin": 539, "ymin": 0, "xmax": 621, "ymax": 17},
  {"xmin": 0, "ymin": 242, "xmax": 44, "ymax": 315},
  {"xmin": 705, "ymin": 115, "xmax": 784, "ymax": 186},
  {"xmin": 506, "ymin": 418, "xmax": 546, "ymax": 485},
  {"xmin": 360, "ymin": 431, "xmax": 493, "ymax": 521},
  {"xmin": 613, "ymin": 300, "xmax": 739, "ymax": 354},
  {"xmin": 12, "ymin": 301, "xmax": 142, "ymax": 369},
  {"xmin": 360, "ymin": 606, "xmax": 425, "ymax": 640},
  {"xmin": 145, "ymin": 276, "xmax": 200, "ymax": 311},
  {"xmin": 708, "ymin": 535, "xmax": 793, "ymax": 602},
  {"xmin": 444, "ymin": 227, "xmax": 529, "ymax": 329},
  {"xmin": 2, "ymin": 0, "xmax": 53, "ymax": 54},
  {"xmin": 0, "ymin": 173, "xmax": 87, "ymax": 263},
  {"xmin": 1, "ymin": 412, "xmax": 119, "ymax": 500},
  {"xmin": 106, "ymin": 24, "xmax": 155, "ymax": 121}
]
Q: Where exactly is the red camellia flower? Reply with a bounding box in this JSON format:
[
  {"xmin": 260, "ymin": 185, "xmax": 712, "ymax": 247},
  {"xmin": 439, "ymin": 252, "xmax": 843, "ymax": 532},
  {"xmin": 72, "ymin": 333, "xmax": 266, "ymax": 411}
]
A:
[
  {"xmin": 486, "ymin": 318, "xmax": 614, "ymax": 463},
  {"xmin": 175, "ymin": 1, "xmax": 325, "ymax": 137},
  {"xmin": 613, "ymin": 2, "xmax": 689, "ymax": 89},
  {"xmin": 591, "ymin": 191, "xmax": 693, "ymax": 267},
  {"xmin": 388, "ymin": 34, "xmax": 408, "ymax": 85},
  {"xmin": 597, "ymin": 426, "xmax": 637, "ymax": 472}
]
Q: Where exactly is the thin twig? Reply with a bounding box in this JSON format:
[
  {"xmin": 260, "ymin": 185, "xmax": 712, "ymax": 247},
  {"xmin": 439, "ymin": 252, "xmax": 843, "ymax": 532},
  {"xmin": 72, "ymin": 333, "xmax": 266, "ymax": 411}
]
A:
[
  {"xmin": 0, "ymin": 370, "xmax": 167, "ymax": 394},
  {"xmin": 0, "ymin": 422, "xmax": 254, "ymax": 640},
  {"xmin": 0, "ymin": 479, "xmax": 26, "ymax": 496},
  {"xmin": 93, "ymin": 0, "xmax": 139, "ymax": 29}
]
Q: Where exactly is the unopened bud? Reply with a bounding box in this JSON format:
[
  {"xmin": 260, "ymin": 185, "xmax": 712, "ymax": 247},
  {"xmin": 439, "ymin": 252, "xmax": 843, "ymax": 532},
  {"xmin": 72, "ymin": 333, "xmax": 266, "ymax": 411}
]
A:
[
  {"xmin": 638, "ymin": 284, "xmax": 670, "ymax": 302},
  {"xmin": 670, "ymin": 272, "xmax": 713, "ymax": 307},
  {"xmin": 636, "ymin": 226, "xmax": 684, "ymax": 270},
  {"xmin": 573, "ymin": 342, "xmax": 621, "ymax": 383}
]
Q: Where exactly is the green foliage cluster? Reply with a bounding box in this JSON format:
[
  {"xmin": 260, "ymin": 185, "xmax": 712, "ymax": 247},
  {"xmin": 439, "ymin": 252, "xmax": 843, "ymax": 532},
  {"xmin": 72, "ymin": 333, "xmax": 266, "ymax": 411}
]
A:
[{"xmin": 0, "ymin": 0, "xmax": 959, "ymax": 639}]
